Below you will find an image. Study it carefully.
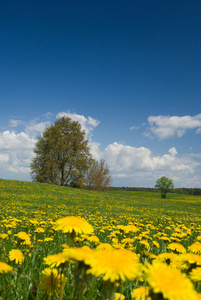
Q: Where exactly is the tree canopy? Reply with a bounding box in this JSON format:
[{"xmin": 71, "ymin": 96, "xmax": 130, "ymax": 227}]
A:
[
  {"xmin": 155, "ymin": 176, "xmax": 175, "ymax": 198},
  {"xmin": 30, "ymin": 117, "xmax": 93, "ymax": 187}
]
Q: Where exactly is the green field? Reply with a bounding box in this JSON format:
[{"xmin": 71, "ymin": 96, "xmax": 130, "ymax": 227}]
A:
[{"xmin": 0, "ymin": 179, "xmax": 201, "ymax": 299}]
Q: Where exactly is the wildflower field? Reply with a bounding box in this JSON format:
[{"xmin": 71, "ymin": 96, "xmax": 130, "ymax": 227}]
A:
[{"xmin": 0, "ymin": 179, "xmax": 201, "ymax": 300}]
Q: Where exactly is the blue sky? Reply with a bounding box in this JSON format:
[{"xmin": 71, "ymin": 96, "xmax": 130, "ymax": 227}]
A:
[{"xmin": 0, "ymin": 0, "xmax": 201, "ymax": 187}]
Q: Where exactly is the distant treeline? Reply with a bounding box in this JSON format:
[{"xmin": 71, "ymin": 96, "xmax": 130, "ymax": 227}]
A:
[{"xmin": 111, "ymin": 187, "xmax": 201, "ymax": 195}]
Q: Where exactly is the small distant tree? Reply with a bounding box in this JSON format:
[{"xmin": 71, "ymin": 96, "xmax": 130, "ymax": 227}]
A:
[
  {"xmin": 155, "ymin": 176, "xmax": 174, "ymax": 198},
  {"xmin": 86, "ymin": 159, "xmax": 112, "ymax": 191}
]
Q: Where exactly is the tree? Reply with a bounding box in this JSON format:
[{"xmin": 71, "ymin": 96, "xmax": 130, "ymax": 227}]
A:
[
  {"xmin": 86, "ymin": 159, "xmax": 112, "ymax": 191},
  {"xmin": 155, "ymin": 176, "xmax": 175, "ymax": 198},
  {"xmin": 30, "ymin": 117, "xmax": 93, "ymax": 188}
]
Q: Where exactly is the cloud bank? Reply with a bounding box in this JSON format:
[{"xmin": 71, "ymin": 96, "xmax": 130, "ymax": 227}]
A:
[
  {"xmin": 145, "ymin": 113, "xmax": 201, "ymax": 139},
  {"xmin": 103, "ymin": 143, "xmax": 200, "ymax": 187},
  {"xmin": 0, "ymin": 112, "xmax": 200, "ymax": 187},
  {"xmin": 0, "ymin": 130, "xmax": 36, "ymax": 177}
]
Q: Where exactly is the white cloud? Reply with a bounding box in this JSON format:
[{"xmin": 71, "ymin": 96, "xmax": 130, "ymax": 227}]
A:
[
  {"xmin": 25, "ymin": 121, "xmax": 51, "ymax": 137},
  {"xmin": 145, "ymin": 113, "xmax": 201, "ymax": 139},
  {"xmin": 101, "ymin": 142, "xmax": 201, "ymax": 187},
  {"xmin": 104, "ymin": 143, "xmax": 201, "ymax": 187},
  {"xmin": 0, "ymin": 130, "xmax": 36, "ymax": 175},
  {"xmin": 0, "ymin": 153, "xmax": 9, "ymax": 162},
  {"xmin": 196, "ymin": 128, "xmax": 201, "ymax": 134},
  {"xmin": 103, "ymin": 143, "xmax": 192, "ymax": 174},
  {"xmin": 130, "ymin": 126, "xmax": 139, "ymax": 131},
  {"xmin": 44, "ymin": 112, "xmax": 54, "ymax": 119},
  {"xmin": 9, "ymin": 119, "xmax": 25, "ymax": 127},
  {"xmin": 168, "ymin": 147, "xmax": 177, "ymax": 156},
  {"xmin": 89, "ymin": 141, "xmax": 103, "ymax": 161}
]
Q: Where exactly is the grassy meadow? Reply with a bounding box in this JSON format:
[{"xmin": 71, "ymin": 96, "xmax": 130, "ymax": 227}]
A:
[{"xmin": 0, "ymin": 179, "xmax": 201, "ymax": 299}]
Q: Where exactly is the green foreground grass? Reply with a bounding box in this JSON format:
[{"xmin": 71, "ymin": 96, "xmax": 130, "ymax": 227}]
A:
[{"xmin": 0, "ymin": 179, "xmax": 201, "ymax": 299}]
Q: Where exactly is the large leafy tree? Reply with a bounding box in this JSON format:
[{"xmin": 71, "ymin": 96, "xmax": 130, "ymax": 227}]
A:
[
  {"xmin": 30, "ymin": 117, "xmax": 93, "ymax": 187},
  {"xmin": 86, "ymin": 159, "xmax": 112, "ymax": 191},
  {"xmin": 155, "ymin": 176, "xmax": 174, "ymax": 198}
]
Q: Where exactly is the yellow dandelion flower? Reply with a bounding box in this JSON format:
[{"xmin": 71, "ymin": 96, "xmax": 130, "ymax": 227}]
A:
[
  {"xmin": 30, "ymin": 219, "xmax": 38, "ymax": 225},
  {"xmin": 15, "ymin": 231, "xmax": 30, "ymax": 241},
  {"xmin": 121, "ymin": 238, "xmax": 134, "ymax": 244},
  {"xmin": 178, "ymin": 253, "xmax": 201, "ymax": 269},
  {"xmin": 159, "ymin": 236, "xmax": 171, "ymax": 243},
  {"xmin": 190, "ymin": 267, "xmax": 201, "ymax": 282},
  {"xmin": 153, "ymin": 241, "xmax": 160, "ymax": 248},
  {"xmin": 197, "ymin": 236, "xmax": 201, "ymax": 242},
  {"xmin": 124, "ymin": 224, "xmax": 139, "ymax": 233},
  {"xmin": 44, "ymin": 252, "xmax": 68, "ymax": 268},
  {"xmin": 62, "ymin": 244, "xmax": 69, "ymax": 249},
  {"xmin": 0, "ymin": 233, "xmax": 9, "ymax": 239},
  {"xmin": 142, "ymin": 250, "xmax": 157, "ymax": 260},
  {"xmin": 156, "ymin": 252, "xmax": 179, "ymax": 264},
  {"xmin": 0, "ymin": 261, "xmax": 13, "ymax": 273},
  {"xmin": 5, "ymin": 222, "xmax": 16, "ymax": 228},
  {"xmin": 112, "ymin": 242, "xmax": 125, "ymax": 249},
  {"xmin": 145, "ymin": 261, "xmax": 197, "ymax": 300},
  {"xmin": 131, "ymin": 286, "xmax": 150, "ymax": 300},
  {"xmin": 74, "ymin": 237, "xmax": 84, "ymax": 242},
  {"xmin": 96, "ymin": 243, "xmax": 113, "ymax": 251},
  {"xmin": 167, "ymin": 242, "xmax": 186, "ymax": 253},
  {"xmin": 115, "ymin": 292, "xmax": 125, "ymax": 299},
  {"xmin": 44, "ymin": 237, "xmax": 53, "ymax": 242},
  {"xmin": 197, "ymin": 293, "xmax": 201, "ymax": 300},
  {"xmin": 80, "ymin": 234, "xmax": 89, "ymax": 241},
  {"xmin": 117, "ymin": 224, "xmax": 138, "ymax": 233},
  {"xmin": 15, "ymin": 231, "xmax": 31, "ymax": 245},
  {"xmin": 9, "ymin": 249, "xmax": 24, "ymax": 264},
  {"xmin": 139, "ymin": 240, "xmax": 150, "ymax": 249},
  {"xmin": 54, "ymin": 216, "xmax": 93, "ymax": 235},
  {"xmin": 112, "ymin": 230, "xmax": 121, "ymax": 237},
  {"xmin": 87, "ymin": 235, "xmax": 100, "ymax": 245},
  {"xmin": 170, "ymin": 237, "xmax": 181, "ymax": 242},
  {"xmin": 34, "ymin": 227, "xmax": 45, "ymax": 233},
  {"xmin": 112, "ymin": 238, "xmax": 119, "ymax": 244},
  {"xmin": 63, "ymin": 246, "xmax": 94, "ymax": 262},
  {"xmin": 39, "ymin": 268, "xmax": 66, "ymax": 296},
  {"xmin": 21, "ymin": 239, "xmax": 32, "ymax": 246},
  {"xmin": 117, "ymin": 225, "xmax": 125, "ymax": 231},
  {"xmin": 140, "ymin": 233, "xmax": 150, "ymax": 240},
  {"xmin": 188, "ymin": 242, "xmax": 201, "ymax": 254},
  {"xmin": 86, "ymin": 248, "xmax": 142, "ymax": 283},
  {"xmin": 156, "ymin": 252, "xmax": 182, "ymax": 269}
]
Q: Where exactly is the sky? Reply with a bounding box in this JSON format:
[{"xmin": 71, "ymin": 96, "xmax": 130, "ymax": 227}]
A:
[{"xmin": 0, "ymin": 0, "xmax": 201, "ymax": 188}]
